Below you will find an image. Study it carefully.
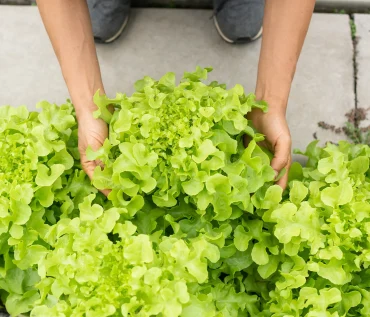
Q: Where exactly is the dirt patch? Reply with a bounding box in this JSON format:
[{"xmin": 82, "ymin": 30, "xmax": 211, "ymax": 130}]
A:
[
  {"xmin": 317, "ymin": 121, "xmax": 343, "ymax": 134},
  {"xmin": 345, "ymin": 107, "xmax": 368, "ymax": 124},
  {"xmin": 317, "ymin": 107, "xmax": 370, "ymax": 144}
]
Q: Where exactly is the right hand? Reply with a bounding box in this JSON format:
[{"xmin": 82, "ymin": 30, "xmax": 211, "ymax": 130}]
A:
[
  {"xmin": 246, "ymin": 108, "xmax": 292, "ymax": 190},
  {"xmin": 77, "ymin": 110, "xmax": 111, "ymax": 196}
]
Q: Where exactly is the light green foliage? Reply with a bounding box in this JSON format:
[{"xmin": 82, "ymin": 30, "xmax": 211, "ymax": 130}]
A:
[
  {"xmin": 89, "ymin": 67, "xmax": 272, "ymax": 220},
  {"xmin": 2, "ymin": 68, "xmax": 370, "ymax": 316},
  {"xmin": 0, "ymin": 102, "xmax": 100, "ymax": 315}
]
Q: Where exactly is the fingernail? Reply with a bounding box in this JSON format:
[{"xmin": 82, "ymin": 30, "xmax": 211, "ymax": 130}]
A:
[{"xmin": 274, "ymin": 170, "xmax": 279, "ymax": 181}]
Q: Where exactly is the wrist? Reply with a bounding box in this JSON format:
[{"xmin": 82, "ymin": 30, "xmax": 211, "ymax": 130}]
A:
[
  {"xmin": 255, "ymin": 72, "xmax": 292, "ymax": 114},
  {"xmin": 74, "ymin": 102, "xmax": 98, "ymax": 122},
  {"xmin": 72, "ymin": 90, "xmax": 105, "ymax": 121},
  {"xmin": 63, "ymin": 71, "xmax": 105, "ymax": 120},
  {"xmin": 248, "ymin": 98, "xmax": 287, "ymax": 122},
  {"xmin": 255, "ymin": 89, "xmax": 289, "ymax": 115}
]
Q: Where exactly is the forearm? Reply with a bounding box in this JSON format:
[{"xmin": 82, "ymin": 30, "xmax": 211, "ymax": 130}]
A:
[
  {"xmin": 256, "ymin": 0, "xmax": 315, "ymax": 112},
  {"xmin": 37, "ymin": 0, "xmax": 104, "ymax": 118}
]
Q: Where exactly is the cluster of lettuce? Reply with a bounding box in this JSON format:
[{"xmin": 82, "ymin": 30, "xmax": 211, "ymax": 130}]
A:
[{"xmin": 1, "ymin": 68, "xmax": 370, "ymax": 317}]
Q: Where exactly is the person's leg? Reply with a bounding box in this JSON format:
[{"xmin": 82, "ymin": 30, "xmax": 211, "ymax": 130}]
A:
[
  {"xmin": 213, "ymin": 0, "xmax": 264, "ymax": 44},
  {"xmin": 87, "ymin": 0, "xmax": 131, "ymax": 44}
]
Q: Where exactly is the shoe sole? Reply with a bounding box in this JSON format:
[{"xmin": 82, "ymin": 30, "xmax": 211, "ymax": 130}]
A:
[
  {"xmin": 96, "ymin": 14, "xmax": 129, "ymax": 44},
  {"xmin": 213, "ymin": 16, "xmax": 263, "ymax": 44}
]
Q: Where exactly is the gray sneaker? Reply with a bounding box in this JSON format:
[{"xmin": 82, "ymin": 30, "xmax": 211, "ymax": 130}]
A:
[
  {"xmin": 87, "ymin": 0, "xmax": 130, "ymax": 44},
  {"xmin": 213, "ymin": 0, "xmax": 264, "ymax": 44}
]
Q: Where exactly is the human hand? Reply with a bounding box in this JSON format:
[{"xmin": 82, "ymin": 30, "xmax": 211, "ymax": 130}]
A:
[
  {"xmin": 245, "ymin": 108, "xmax": 292, "ymax": 189},
  {"xmin": 77, "ymin": 111, "xmax": 111, "ymax": 196}
]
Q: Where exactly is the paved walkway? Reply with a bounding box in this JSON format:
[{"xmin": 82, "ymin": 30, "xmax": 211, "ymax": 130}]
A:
[
  {"xmin": 0, "ymin": 6, "xmax": 369, "ymax": 154},
  {"xmin": 356, "ymin": 14, "xmax": 370, "ymax": 128}
]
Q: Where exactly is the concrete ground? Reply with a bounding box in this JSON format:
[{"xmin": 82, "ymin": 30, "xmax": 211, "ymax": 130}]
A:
[
  {"xmin": 0, "ymin": 6, "xmax": 369, "ymax": 154},
  {"xmin": 356, "ymin": 14, "xmax": 370, "ymax": 128}
]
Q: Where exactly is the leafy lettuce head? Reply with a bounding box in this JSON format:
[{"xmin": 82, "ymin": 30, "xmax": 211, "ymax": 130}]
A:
[
  {"xmin": 90, "ymin": 67, "xmax": 275, "ymax": 220},
  {"xmin": 0, "ymin": 102, "xmax": 99, "ymax": 316},
  {"xmin": 3, "ymin": 69, "xmax": 370, "ymax": 317},
  {"xmin": 0, "ymin": 103, "xmax": 77, "ymax": 236}
]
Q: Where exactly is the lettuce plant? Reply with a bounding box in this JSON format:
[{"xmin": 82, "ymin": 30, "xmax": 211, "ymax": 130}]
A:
[
  {"xmin": 31, "ymin": 198, "xmax": 220, "ymax": 317},
  {"xmin": 88, "ymin": 67, "xmax": 274, "ymax": 221},
  {"xmin": 1, "ymin": 68, "xmax": 370, "ymax": 317},
  {"xmin": 264, "ymin": 141, "xmax": 370, "ymax": 316},
  {"xmin": 0, "ymin": 102, "xmax": 99, "ymax": 315}
]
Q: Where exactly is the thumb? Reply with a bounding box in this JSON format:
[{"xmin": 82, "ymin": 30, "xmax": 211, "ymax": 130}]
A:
[
  {"xmin": 270, "ymin": 136, "xmax": 291, "ymax": 180},
  {"xmin": 82, "ymin": 158, "xmax": 96, "ymax": 181},
  {"xmin": 82, "ymin": 159, "xmax": 111, "ymax": 196}
]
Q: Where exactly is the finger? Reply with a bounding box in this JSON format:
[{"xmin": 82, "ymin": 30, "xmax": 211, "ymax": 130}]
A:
[
  {"xmin": 100, "ymin": 188, "xmax": 112, "ymax": 197},
  {"xmin": 96, "ymin": 159, "xmax": 105, "ymax": 169},
  {"xmin": 270, "ymin": 136, "xmax": 291, "ymax": 174},
  {"xmin": 244, "ymin": 134, "xmax": 270, "ymax": 151},
  {"xmin": 276, "ymin": 155, "xmax": 291, "ymax": 190},
  {"xmin": 91, "ymin": 160, "xmax": 111, "ymax": 196},
  {"xmin": 81, "ymin": 154, "xmax": 111, "ymax": 197},
  {"xmin": 82, "ymin": 157, "xmax": 96, "ymax": 181},
  {"xmin": 271, "ymin": 136, "xmax": 291, "ymax": 190},
  {"xmin": 243, "ymin": 134, "xmax": 252, "ymax": 148}
]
